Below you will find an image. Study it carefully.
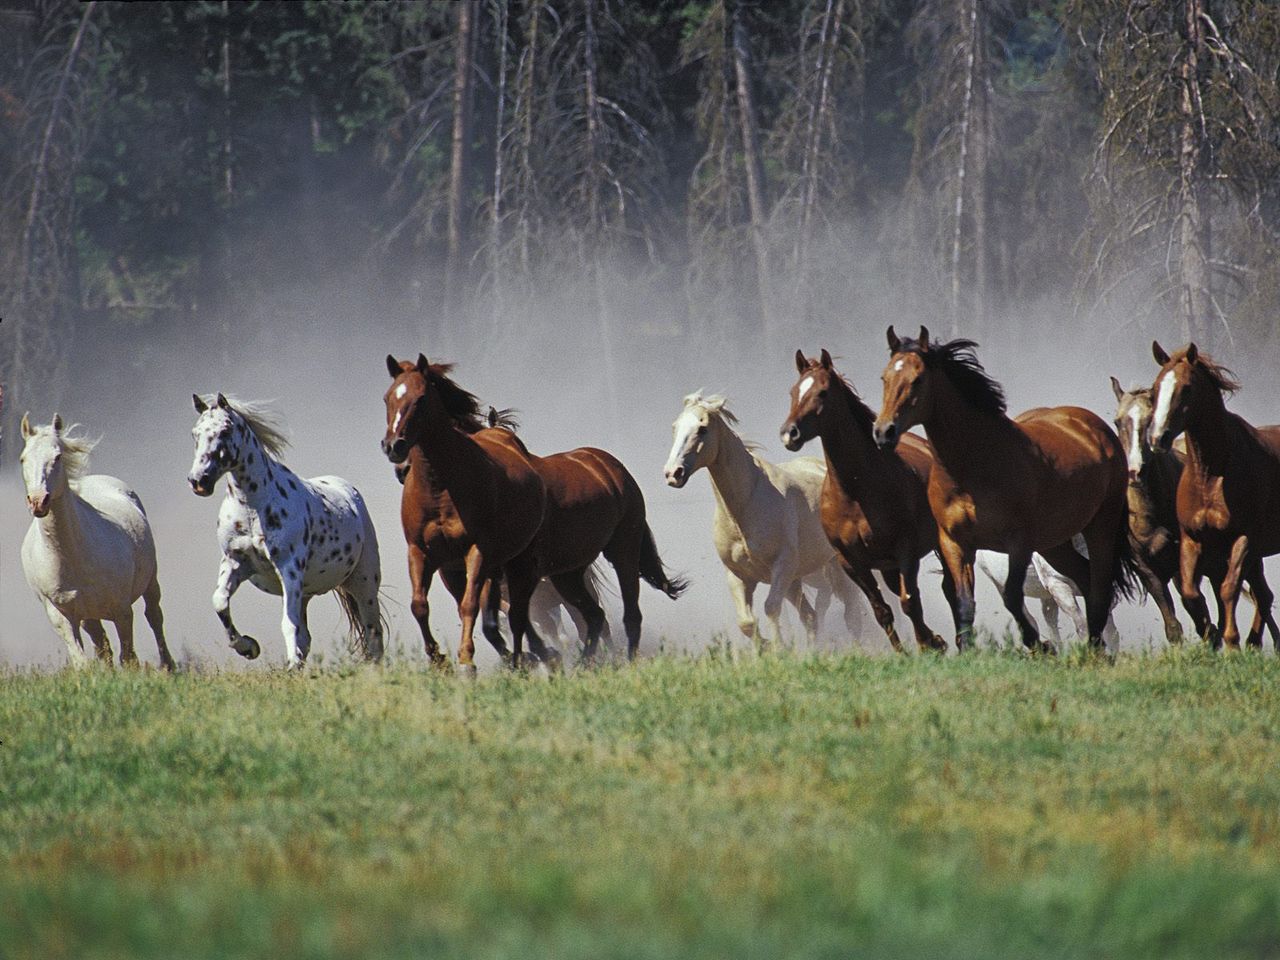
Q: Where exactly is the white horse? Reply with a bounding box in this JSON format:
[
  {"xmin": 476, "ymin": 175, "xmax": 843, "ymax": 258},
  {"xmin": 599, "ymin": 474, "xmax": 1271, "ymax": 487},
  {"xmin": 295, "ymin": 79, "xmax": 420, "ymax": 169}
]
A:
[
  {"xmin": 664, "ymin": 392, "xmax": 864, "ymax": 645},
  {"xmin": 187, "ymin": 393, "xmax": 384, "ymax": 668},
  {"xmin": 19, "ymin": 414, "xmax": 174, "ymax": 669},
  {"xmin": 974, "ymin": 543, "xmax": 1120, "ymax": 652}
]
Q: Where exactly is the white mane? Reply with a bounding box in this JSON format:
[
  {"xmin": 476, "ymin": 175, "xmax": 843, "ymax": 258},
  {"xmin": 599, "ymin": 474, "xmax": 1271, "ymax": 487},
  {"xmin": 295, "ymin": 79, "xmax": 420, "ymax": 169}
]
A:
[
  {"xmin": 27, "ymin": 422, "xmax": 98, "ymax": 479},
  {"xmin": 200, "ymin": 395, "xmax": 290, "ymax": 456}
]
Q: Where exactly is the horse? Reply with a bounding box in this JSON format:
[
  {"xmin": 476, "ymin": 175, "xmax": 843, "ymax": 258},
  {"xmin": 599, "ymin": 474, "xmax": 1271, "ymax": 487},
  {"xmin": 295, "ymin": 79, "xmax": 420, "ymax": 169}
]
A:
[
  {"xmin": 383, "ymin": 355, "xmax": 552, "ymax": 668},
  {"xmin": 780, "ymin": 350, "xmax": 952, "ymax": 653},
  {"xmin": 19, "ymin": 414, "xmax": 175, "ymax": 670},
  {"xmin": 664, "ymin": 391, "xmax": 864, "ymax": 646},
  {"xmin": 973, "ymin": 546, "xmax": 1119, "ymax": 652},
  {"xmin": 874, "ymin": 326, "xmax": 1134, "ymax": 653},
  {"xmin": 1147, "ymin": 341, "xmax": 1280, "ymax": 649},
  {"xmin": 383, "ymin": 363, "xmax": 532, "ymax": 666},
  {"xmin": 188, "ymin": 393, "xmax": 384, "ymax": 668}
]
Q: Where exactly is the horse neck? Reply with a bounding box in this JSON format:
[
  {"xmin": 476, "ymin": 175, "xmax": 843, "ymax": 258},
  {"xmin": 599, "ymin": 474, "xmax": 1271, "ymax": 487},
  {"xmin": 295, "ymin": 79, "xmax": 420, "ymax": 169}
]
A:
[
  {"xmin": 31, "ymin": 481, "xmax": 89, "ymax": 564},
  {"xmin": 1130, "ymin": 452, "xmax": 1178, "ymax": 532},
  {"xmin": 412, "ymin": 392, "xmax": 492, "ymax": 497},
  {"xmin": 1181, "ymin": 387, "xmax": 1233, "ymax": 473},
  {"xmin": 817, "ymin": 380, "xmax": 883, "ymax": 489},
  {"xmin": 704, "ymin": 417, "xmax": 764, "ymax": 522},
  {"xmin": 917, "ymin": 373, "xmax": 1015, "ymax": 483},
  {"xmin": 226, "ymin": 429, "xmax": 294, "ymax": 511}
]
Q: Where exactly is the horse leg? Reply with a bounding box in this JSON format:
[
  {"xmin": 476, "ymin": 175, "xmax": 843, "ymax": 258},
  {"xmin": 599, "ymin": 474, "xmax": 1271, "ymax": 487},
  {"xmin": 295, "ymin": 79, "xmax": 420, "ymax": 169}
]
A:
[
  {"xmin": 44, "ymin": 601, "xmax": 89, "ymax": 666},
  {"xmin": 1038, "ymin": 597, "xmax": 1062, "ymax": 648},
  {"xmin": 895, "ymin": 556, "xmax": 946, "ymax": 653},
  {"xmin": 833, "ymin": 564, "xmax": 866, "ymax": 638},
  {"xmin": 508, "ymin": 555, "xmax": 560, "ymax": 670},
  {"xmin": 112, "ymin": 608, "xmax": 138, "ymax": 666},
  {"xmin": 841, "ymin": 557, "xmax": 902, "ymax": 653},
  {"xmin": 1242, "ymin": 562, "xmax": 1280, "ymax": 649},
  {"xmin": 606, "ymin": 550, "xmax": 645, "ymax": 661},
  {"xmin": 83, "ymin": 619, "xmax": 113, "ymax": 665},
  {"xmin": 550, "ymin": 568, "xmax": 607, "ymax": 663},
  {"xmin": 785, "ymin": 579, "xmax": 818, "ymax": 646},
  {"xmin": 1136, "ymin": 554, "xmax": 1184, "ymax": 645},
  {"xmin": 407, "ymin": 547, "xmax": 447, "ymax": 666},
  {"xmin": 1216, "ymin": 535, "xmax": 1249, "ymax": 651},
  {"xmin": 213, "ymin": 556, "xmax": 259, "ymax": 660},
  {"xmin": 142, "ymin": 577, "xmax": 175, "ymax": 671},
  {"xmin": 1001, "ymin": 548, "xmax": 1050, "ymax": 654},
  {"xmin": 344, "ymin": 580, "xmax": 385, "ymax": 664},
  {"xmin": 456, "ymin": 546, "xmax": 487, "ymax": 670},
  {"xmin": 479, "ymin": 576, "xmax": 512, "ymax": 663},
  {"xmin": 937, "ymin": 534, "xmax": 976, "ymax": 652},
  {"xmin": 279, "ymin": 566, "xmax": 310, "ymax": 669},
  {"xmin": 726, "ymin": 571, "xmax": 758, "ymax": 641},
  {"xmin": 761, "ymin": 554, "xmax": 800, "ymax": 649},
  {"xmin": 1177, "ymin": 536, "xmax": 1217, "ymax": 646}
]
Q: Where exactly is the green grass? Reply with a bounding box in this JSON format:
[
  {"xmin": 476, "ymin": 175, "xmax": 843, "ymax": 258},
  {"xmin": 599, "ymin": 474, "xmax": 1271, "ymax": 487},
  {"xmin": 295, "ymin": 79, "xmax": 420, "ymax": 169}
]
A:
[{"xmin": 1, "ymin": 649, "xmax": 1279, "ymax": 959}]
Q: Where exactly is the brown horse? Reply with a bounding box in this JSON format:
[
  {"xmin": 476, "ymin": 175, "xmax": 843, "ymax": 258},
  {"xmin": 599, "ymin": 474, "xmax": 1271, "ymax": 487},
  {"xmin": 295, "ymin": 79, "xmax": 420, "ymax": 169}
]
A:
[
  {"xmin": 381, "ymin": 358, "xmax": 530, "ymax": 666},
  {"xmin": 1147, "ymin": 341, "xmax": 1280, "ymax": 649},
  {"xmin": 383, "ymin": 354, "xmax": 551, "ymax": 668},
  {"xmin": 780, "ymin": 349, "xmax": 951, "ymax": 653},
  {"xmin": 874, "ymin": 327, "xmax": 1133, "ymax": 652}
]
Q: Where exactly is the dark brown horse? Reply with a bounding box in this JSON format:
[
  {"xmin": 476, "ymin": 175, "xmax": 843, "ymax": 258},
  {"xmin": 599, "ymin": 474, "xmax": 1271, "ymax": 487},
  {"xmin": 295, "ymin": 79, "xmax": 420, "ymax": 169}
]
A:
[
  {"xmin": 780, "ymin": 349, "xmax": 951, "ymax": 653},
  {"xmin": 874, "ymin": 327, "xmax": 1134, "ymax": 652},
  {"xmin": 1147, "ymin": 341, "xmax": 1280, "ymax": 649},
  {"xmin": 383, "ymin": 354, "xmax": 551, "ymax": 668}
]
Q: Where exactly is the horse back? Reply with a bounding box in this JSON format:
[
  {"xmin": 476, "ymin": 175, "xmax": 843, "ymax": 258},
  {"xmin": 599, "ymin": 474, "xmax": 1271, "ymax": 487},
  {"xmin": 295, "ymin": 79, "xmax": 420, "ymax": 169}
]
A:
[{"xmin": 1013, "ymin": 405, "xmax": 1124, "ymax": 470}]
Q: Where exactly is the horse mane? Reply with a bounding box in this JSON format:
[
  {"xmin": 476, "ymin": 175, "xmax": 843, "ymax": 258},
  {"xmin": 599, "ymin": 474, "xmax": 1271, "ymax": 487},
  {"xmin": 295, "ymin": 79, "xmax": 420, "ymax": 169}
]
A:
[
  {"xmin": 683, "ymin": 391, "xmax": 761, "ymax": 451},
  {"xmin": 39, "ymin": 423, "xmax": 97, "ymax": 478},
  {"xmin": 899, "ymin": 336, "xmax": 1007, "ymax": 416},
  {"xmin": 799, "ymin": 363, "xmax": 877, "ymax": 435},
  {"xmin": 426, "ymin": 362, "xmax": 518, "ymax": 434},
  {"xmin": 1188, "ymin": 351, "xmax": 1241, "ymax": 395},
  {"xmin": 201, "ymin": 395, "xmax": 290, "ymax": 456}
]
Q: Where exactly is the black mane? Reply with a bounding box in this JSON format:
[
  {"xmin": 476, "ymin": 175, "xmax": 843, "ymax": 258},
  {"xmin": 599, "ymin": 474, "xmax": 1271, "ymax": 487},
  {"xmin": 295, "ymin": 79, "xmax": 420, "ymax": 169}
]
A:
[
  {"xmin": 426, "ymin": 362, "xmax": 518, "ymax": 435},
  {"xmin": 899, "ymin": 336, "xmax": 1007, "ymax": 416},
  {"xmin": 804, "ymin": 361, "xmax": 876, "ymax": 434}
]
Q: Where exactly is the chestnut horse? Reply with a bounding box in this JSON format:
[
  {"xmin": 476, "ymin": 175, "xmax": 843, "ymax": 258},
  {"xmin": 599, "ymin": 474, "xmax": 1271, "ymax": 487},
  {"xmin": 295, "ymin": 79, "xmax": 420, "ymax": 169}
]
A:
[
  {"xmin": 383, "ymin": 358, "xmax": 529, "ymax": 666},
  {"xmin": 383, "ymin": 354, "xmax": 551, "ymax": 668},
  {"xmin": 1147, "ymin": 341, "xmax": 1280, "ymax": 649},
  {"xmin": 780, "ymin": 350, "xmax": 952, "ymax": 653},
  {"xmin": 874, "ymin": 327, "xmax": 1134, "ymax": 652}
]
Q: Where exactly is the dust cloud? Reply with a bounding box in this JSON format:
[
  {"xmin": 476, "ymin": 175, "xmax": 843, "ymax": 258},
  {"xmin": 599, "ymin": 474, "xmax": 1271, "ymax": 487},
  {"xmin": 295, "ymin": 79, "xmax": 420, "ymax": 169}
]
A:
[{"xmin": 4, "ymin": 233, "xmax": 1278, "ymax": 669}]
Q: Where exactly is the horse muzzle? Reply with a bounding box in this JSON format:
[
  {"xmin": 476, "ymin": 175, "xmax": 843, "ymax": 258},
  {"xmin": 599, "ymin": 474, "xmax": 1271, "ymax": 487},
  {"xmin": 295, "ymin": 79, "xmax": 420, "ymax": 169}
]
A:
[
  {"xmin": 382, "ymin": 436, "xmax": 409, "ymax": 464},
  {"xmin": 780, "ymin": 423, "xmax": 803, "ymax": 452},
  {"xmin": 873, "ymin": 421, "xmax": 900, "ymax": 450},
  {"xmin": 665, "ymin": 465, "xmax": 687, "ymax": 488},
  {"xmin": 189, "ymin": 474, "xmax": 216, "ymax": 497},
  {"xmin": 27, "ymin": 494, "xmax": 50, "ymax": 518}
]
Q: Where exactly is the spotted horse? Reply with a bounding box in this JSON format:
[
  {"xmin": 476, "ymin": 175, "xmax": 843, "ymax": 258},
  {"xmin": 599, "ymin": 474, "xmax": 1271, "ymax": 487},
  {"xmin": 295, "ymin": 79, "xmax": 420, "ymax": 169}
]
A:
[{"xmin": 188, "ymin": 393, "xmax": 384, "ymax": 668}]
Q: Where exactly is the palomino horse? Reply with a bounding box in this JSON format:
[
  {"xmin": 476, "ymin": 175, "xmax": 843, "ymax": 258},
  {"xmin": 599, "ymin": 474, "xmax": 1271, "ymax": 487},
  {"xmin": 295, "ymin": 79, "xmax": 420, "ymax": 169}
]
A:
[
  {"xmin": 1147, "ymin": 342, "xmax": 1280, "ymax": 649},
  {"xmin": 664, "ymin": 391, "xmax": 863, "ymax": 646},
  {"xmin": 383, "ymin": 355, "xmax": 550, "ymax": 668},
  {"xmin": 20, "ymin": 414, "xmax": 174, "ymax": 669},
  {"xmin": 874, "ymin": 327, "xmax": 1133, "ymax": 652},
  {"xmin": 189, "ymin": 394, "xmax": 384, "ymax": 668},
  {"xmin": 780, "ymin": 350, "xmax": 951, "ymax": 653}
]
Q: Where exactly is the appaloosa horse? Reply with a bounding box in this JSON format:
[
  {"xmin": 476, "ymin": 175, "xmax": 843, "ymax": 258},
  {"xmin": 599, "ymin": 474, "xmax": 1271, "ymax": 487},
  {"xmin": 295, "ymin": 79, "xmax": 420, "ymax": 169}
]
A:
[
  {"xmin": 780, "ymin": 350, "xmax": 952, "ymax": 653},
  {"xmin": 875, "ymin": 327, "xmax": 1134, "ymax": 652},
  {"xmin": 1147, "ymin": 341, "xmax": 1280, "ymax": 649}
]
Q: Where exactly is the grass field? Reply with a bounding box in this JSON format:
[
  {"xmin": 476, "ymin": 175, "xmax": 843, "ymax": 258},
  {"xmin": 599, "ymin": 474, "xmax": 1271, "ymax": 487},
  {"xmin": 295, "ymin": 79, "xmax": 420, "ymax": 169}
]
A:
[{"xmin": 2, "ymin": 648, "xmax": 1279, "ymax": 959}]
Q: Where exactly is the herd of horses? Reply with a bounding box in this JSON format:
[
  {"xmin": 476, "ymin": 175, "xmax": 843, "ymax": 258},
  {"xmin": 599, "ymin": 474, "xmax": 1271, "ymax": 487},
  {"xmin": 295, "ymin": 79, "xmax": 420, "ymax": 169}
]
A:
[{"xmin": 17, "ymin": 329, "xmax": 1280, "ymax": 671}]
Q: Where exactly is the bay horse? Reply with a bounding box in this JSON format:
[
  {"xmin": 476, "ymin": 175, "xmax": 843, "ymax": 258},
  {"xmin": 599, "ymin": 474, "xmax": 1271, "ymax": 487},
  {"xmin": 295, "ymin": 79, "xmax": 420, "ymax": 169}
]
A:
[
  {"xmin": 188, "ymin": 394, "xmax": 384, "ymax": 668},
  {"xmin": 664, "ymin": 391, "xmax": 864, "ymax": 646},
  {"xmin": 780, "ymin": 350, "xmax": 952, "ymax": 653},
  {"xmin": 383, "ymin": 355, "xmax": 550, "ymax": 668},
  {"xmin": 874, "ymin": 327, "xmax": 1134, "ymax": 652},
  {"xmin": 1147, "ymin": 341, "xmax": 1280, "ymax": 649},
  {"xmin": 20, "ymin": 414, "xmax": 175, "ymax": 669}
]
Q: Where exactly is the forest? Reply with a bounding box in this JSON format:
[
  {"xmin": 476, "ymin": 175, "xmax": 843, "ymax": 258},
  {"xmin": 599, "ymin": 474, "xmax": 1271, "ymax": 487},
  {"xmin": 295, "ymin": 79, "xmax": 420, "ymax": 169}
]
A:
[{"xmin": 1, "ymin": 0, "xmax": 1279, "ymax": 440}]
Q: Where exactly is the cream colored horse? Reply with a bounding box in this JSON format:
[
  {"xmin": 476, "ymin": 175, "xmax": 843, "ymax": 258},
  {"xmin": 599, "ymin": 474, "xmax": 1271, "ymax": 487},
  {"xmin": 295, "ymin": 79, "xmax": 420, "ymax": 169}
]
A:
[
  {"xmin": 664, "ymin": 392, "xmax": 864, "ymax": 645},
  {"xmin": 20, "ymin": 414, "xmax": 174, "ymax": 669}
]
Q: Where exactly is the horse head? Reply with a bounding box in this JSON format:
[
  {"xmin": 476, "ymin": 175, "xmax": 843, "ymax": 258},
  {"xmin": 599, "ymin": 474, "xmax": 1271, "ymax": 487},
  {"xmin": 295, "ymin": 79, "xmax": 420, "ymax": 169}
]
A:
[
  {"xmin": 780, "ymin": 348, "xmax": 840, "ymax": 452},
  {"xmin": 665, "ymin": 392, "xmax": 729, "ymax": 488}
]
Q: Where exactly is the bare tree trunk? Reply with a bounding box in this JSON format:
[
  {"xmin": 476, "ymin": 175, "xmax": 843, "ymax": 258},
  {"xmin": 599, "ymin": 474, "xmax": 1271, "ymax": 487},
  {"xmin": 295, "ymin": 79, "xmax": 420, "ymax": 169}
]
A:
[
  {"xmin": 220, "ymin": 0, "xmax": 232, "ymax": 201},
  {"xmin": 731, "ymin": 3, "xmax": 773, "ymax": 337},
  {"xmin": 490, "ymin": 0, "xmax": 510, "ymax": 328},
  {"xmin": 516, "ymin": 0, "xmax": 543, "ymax": 278},
  {"xmin": 1178, "ymin": 0, "xmax": 1211, "ymax": 347},
  {"xmin": 445, "ymin": 0, "xmax": 477, "ymax": 315},
  {"xmin": 796, "ymin": 0, "xmax": 841, "ymax": 294},
  {"xmin": 969, "ymin": 1, "xmax": 988, "ymax": 338},
  {"xmin": 949, "ymin": 0, "xmax": 977, "ymax": 337}
]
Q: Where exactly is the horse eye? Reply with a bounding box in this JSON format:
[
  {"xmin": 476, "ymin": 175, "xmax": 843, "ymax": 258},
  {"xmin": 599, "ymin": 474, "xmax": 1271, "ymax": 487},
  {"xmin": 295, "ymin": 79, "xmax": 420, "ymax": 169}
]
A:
[{"xmin": 698, "ymin": 426, "xmax": 707, "ymax": 435}]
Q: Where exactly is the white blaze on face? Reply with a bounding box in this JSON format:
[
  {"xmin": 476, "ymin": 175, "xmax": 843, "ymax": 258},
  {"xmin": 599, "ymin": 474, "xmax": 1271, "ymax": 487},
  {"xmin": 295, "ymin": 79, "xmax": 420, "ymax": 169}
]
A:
[
  {"xmin": 797, "ymin": 376, "xmax": 815, "ymax": 400},
  {"xmin": 666, "ymin": 407, "xmax": 704, "ymax": 478},
  {"xmin": 391, "ymin": 410, "xmax": 402, "ymax": 433},
  {"xmin": 394, "ymin": 383, "xmax": 407, "ymax": 399},
  {"xmin": 894, "ymin": 359, "xmax": 905, "ymax": 372},
  {"xmin": 1125, "ymin": 405, "xmax": 1144, "ymax": 474},
  {"xmin": 1152, "ymin": 373, "xmax": 1176, "ymax": 442}
]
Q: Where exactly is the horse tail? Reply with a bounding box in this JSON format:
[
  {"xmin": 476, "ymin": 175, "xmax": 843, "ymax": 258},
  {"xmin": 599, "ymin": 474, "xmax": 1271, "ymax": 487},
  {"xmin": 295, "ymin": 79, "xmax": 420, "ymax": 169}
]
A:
[
  {"xmin": 336, "ymin": 589, "xmax": 389, "ymax": 659},
  {"xmin": 1111, "ymin": 502, "xmax": 1142, "ymax": 604},
  {"xmin": 638, "ymin": 523, "xmax": 689, "ymax": 600}
]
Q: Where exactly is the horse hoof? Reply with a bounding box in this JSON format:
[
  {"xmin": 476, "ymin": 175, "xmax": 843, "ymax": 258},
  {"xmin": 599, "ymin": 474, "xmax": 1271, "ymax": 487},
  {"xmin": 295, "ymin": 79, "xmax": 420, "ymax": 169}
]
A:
[{"xmin": 232, "ymin": 636, "xmax": 261, "ymax": 660}]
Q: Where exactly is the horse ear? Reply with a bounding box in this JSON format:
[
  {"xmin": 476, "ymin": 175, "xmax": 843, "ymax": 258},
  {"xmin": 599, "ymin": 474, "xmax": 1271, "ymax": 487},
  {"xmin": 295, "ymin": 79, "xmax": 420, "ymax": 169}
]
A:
[
  {"xmin": 1152, "ymin": 340, "xmax": 1170, "ymax": 365},
  {"xmin": 20, "ymin": 412, "xmax": 31, "ymax": 438},
  {"xmin": 193, "ymin": 394, "xmax": 209, "ymax": 414},
  {"xmin": 886, "ymin": 325, "xmax": 900, "ymax": 353},
  {"xmin": 1185, "ymin": 342, "xmax": 1199, "ymax": 363},
  {"xmin": 487, "ymin": 406, "xmax": 498, "ymax": 428},
  {"xmin": 1110, "ymin": 376, "xmax": 1125, "ymax": 404},
  {"xmin": 416, "ymin": 353, "xmax": 430, "ymax": 374},
  {"xmin": 52, "ymin": 413, "xmax": 63, "ymax": 433},
  {"xmin": 795, "ymin": 349, "xmax": 807, "ymax": 374},
  {"xmin": 386, "ymin": 354, "xmax": 400, "ymax": 378},
  {"xmin": 819, "ymin": 349, "xmax": 833, "ymax": 370},
  {"xmin": 216, "ymin": 393, "xmax": 229, "ymax": 410},
  {"xmin": 918, "ymin": 325, "xmax": 930, "ymax": 350}
]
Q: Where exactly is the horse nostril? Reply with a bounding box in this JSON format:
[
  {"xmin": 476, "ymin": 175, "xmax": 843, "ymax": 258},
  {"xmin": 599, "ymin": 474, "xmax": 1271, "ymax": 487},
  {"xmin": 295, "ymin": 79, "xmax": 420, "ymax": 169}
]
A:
[{"xmin": 672, "ymin": 466, "xmax": 685, "ymax": 480}]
